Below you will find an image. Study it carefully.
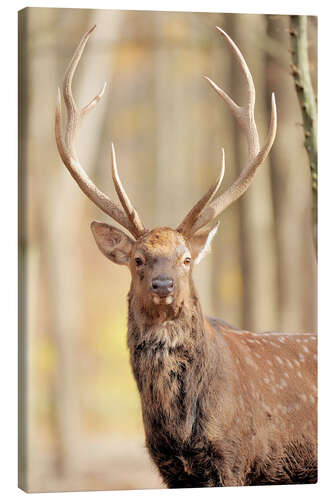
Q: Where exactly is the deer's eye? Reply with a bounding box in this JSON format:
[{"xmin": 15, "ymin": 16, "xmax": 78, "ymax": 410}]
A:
[
  {"xmin": 184, "ymin": 257, "xmax": 191, "ymax": 265},
  {"xmin": 135, "ymin": 257, "xmax": 143, "ymax": 267}
]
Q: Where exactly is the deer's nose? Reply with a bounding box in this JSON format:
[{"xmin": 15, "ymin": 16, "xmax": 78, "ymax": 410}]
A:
[{"xmin": 152, "ymin": 276, "xmax": 174, "ymax": 297}]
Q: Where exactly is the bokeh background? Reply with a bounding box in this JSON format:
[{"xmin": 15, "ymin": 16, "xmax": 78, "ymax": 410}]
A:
[{"xmin": 18, "ymin": 7, "xmax": 317, "ymax": 493}]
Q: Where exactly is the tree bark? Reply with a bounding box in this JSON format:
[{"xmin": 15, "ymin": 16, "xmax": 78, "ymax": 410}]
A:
[{"xmin": 289, "ymin": 16, "xmax": 317, "ymax": 255}]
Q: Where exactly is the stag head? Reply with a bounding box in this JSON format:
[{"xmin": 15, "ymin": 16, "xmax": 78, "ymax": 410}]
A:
[{"xmin": 91, "ymin": 222, "xmax": 219, "ymax": 315}]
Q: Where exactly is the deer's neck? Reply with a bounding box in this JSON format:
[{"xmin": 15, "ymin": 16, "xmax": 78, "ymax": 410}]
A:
[{"xmin": 127, "ymin": 287, "xmax": 209, "ymax": 442}]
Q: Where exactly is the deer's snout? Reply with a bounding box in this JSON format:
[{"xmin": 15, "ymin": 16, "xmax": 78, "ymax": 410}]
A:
[{"xmin": 152, "ymin": 275, "xmax": 174, "ymax": 297}]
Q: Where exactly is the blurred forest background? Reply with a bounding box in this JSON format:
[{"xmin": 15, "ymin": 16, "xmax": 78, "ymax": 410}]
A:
[{"xmin": 18, "ymin": 7, "xmax": 317, "ymax": 493}]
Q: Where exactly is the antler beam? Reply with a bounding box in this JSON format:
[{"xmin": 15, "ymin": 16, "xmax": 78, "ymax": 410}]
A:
[
  {"xmin": 55, "ymin": 25, "xmax": 145, "ymax": 238},
  {"xmin": 178, "ymin": 27, "xmax": 277, "ymax": 236}
]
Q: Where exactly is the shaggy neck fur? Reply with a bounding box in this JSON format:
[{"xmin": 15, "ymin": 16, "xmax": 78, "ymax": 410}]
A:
[
  {"xmin": 127, "ymin": 280, "xmax": 237, "ymax": 488},
  {"xmin": 127, "ymin": 281, "xmax": 210, "ymax": 444}
]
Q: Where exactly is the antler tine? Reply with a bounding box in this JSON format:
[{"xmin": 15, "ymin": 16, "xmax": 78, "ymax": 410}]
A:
[
  {"xmin": 177, "ymin": 149, "xmax": 225, "ymax": 236},
  {"xmin": 216, "ymin": 27, "xmax": 255, "ymax": 110},
  {"xmin": 62, "ymin": 25, "xmax": 97, "ymax": 151},
  {"xmin": 207, "ymin": 27, "xmax": 261, "ymax": 159},
  {"xmin": 178, "ymin": 28, "xmax": 277, "ymax": 235},
  {"xmin": 111, "ymin": 143, "xmax": 146, "ymax": 235},
  {"xmin": 80, "ymin": 81, "xmax": 107, "ymax": 118},
  {"xmin": 203, "ymin": 76, "xmax": 240, "ymax": 117},
  {"xmin": 202, "ymin": 26, "xmax": 256, "ymax": 122},
  {"xmin": 192, "ymin": 94, "xmax": 277, "ymax": 233},
  {"xmin": 55, "ymin": 26, "xmax": 146, "ymax": 238}
]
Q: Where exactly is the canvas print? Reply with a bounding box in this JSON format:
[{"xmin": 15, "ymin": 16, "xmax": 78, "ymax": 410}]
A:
[{"xmin": 18, "ymin": 8, "xmax": 317, "ymax": 492}]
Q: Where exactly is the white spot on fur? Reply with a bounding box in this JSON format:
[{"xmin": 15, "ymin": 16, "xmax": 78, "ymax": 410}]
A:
[
  {"xmin": 302, "ymin": 345, "xmax": 309, "ymax": 353},
  {"xmin": 286, "ymin": 360, "xmax": 293, "ymax": 369},
  {"xmin": 267, "ymin": 360, "xmax": 273, "ymax": 367},
  {"xmin": 153, "ymin": 296, "xmax": 160, "ymax": 305},
  {"xmin": 254, "ymin": 352, "xmax": 261, "ymax": 358},
  {"xmin": 264, "ymin": 377, "xmax": 270, "ymax": 384},
  {"xmin": 313, "ymin": 354, "xmax": 317, "ymax": 361},
  {"xmin": 284, "ymin": 372, "xmax": 290, "ymax": 379},
  {"xmin": 245, "ymin": 356, "xmax": 256, "ymax": 368},
  {"xmin": 300, "ymin": 394, "xmax": 307, "ymax": 402},
  {"xmin": 280, "ymin": 378, "xmax": 287, "ymax": 388},
  {"xmin": 165, "ymin": 296, "xmax": 173, "ymax": 305},
  {"xmin": 297, "ymin": 371, "xmax": 303, "ymax": 378},
  {"xmin": 294, "ymin": 359, "xmax": 300, "ymax": 367},
  {"xmin": 262, "ymin": 402, "xmax": 271, "ymax": 412},
  {"xmin": 309, "ymin": 395, "xmax": 315, "ymax": 404},
  {"xmin": 275, "ymin": 356, "xmax": 283, "ymax": 365}
]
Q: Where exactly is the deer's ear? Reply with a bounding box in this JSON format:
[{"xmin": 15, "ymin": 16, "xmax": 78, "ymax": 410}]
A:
[
  {"xmin": 189, "ymin": 222, "xmax": 219, "ymax": 264},
  {"xmin": 91, "ymin": 221, "xmax": 134, "ymax": 266}
]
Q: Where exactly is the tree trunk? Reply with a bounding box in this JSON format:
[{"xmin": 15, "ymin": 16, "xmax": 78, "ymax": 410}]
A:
[
  {"xmin": 266, "ymin": 15, "xmax": 317, "ymax": 333},
  {"xmin": 233, "ymin": 14, "xmax": 279, "ymax": 332},
  {"xmin": 289, "ymin": 16, "xmax": 317, "ymax": 255}
]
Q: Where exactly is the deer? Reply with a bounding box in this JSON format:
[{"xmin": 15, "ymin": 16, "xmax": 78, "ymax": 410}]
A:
[{"xmin": 55, "ymin": 25, "xmax": 317, "ymax": 487}]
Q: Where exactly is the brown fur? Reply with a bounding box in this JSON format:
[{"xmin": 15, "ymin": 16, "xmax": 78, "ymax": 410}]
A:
[{"xmin": 92, "ymin": 224, "xmax": 317, "ymax": 488}]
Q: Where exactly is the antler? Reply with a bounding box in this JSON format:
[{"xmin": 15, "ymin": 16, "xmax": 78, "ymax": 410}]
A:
[
  {"xmin": 178, "ymin": 27, "xmax": 277, "ymax": 236},
  {"xmin": 177, "ymin": 148, "xmax": 225, "ymax": 235},
  {"xmin": 55, "ymin": 25, "xmax": 146, "ymax": 238}
]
